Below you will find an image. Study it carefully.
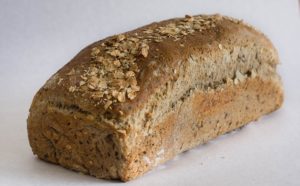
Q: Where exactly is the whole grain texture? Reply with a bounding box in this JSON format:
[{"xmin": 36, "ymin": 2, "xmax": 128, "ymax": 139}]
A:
[{"xmin": 27, "ymin": 14, "xmax": 283, "ymax": 181}]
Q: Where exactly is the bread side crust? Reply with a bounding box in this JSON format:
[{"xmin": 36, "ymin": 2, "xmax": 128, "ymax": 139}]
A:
[
  {"xmin": 28, "ymin": 73, "xmax": 283, "ymax": 181},
  {"xmin": 120, "ymin": 76, "xmax": 283, "ymax": 181},
  {"xmin": 27, "ymin": 97, "xmax": 126, "ymax": 179}
]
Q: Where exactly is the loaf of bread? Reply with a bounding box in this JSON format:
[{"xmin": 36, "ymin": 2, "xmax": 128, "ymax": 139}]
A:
[{"xmin": 27, "ymin": 14, "xmax": 283, "ymax": 181}]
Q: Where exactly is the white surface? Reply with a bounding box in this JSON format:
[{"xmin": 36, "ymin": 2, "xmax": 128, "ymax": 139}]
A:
[{"xmin": 0, "ymin": 0, "xmax": 300, "ymax": 185}]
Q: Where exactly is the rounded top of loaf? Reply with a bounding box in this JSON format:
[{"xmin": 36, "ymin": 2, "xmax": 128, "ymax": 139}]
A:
[{"xmin": 32, "ymin": 14, "xmax": 278, "ymax": 122}]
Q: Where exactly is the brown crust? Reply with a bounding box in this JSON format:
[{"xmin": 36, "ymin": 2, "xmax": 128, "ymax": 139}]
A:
[
  {"xmin": 33, "ymin": 14, "xmax": 275, "ymax": 120},
  {"xmin": 27, "ymin": 76, "xmax": 283, "ymax": 181},
  {"xmin": 119, "ymin": 77, "xmax": 283, "ymax": 181},
  {"xmin": 27, "ymin": 14, "xmax": 283, "ymax": 181}
]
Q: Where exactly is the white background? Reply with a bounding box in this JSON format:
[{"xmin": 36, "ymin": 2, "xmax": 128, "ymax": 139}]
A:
[{"xmin": 0, "ymin": 0, "xmax": 300, "ymax": 185}]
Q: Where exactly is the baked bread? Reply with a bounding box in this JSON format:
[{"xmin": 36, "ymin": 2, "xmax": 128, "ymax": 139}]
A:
[{"xmin": 27, "ymin": 14, "xmax": 283, "ymax": 181}]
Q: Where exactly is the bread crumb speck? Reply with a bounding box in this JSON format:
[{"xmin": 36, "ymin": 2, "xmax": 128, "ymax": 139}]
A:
[
  {"xmin": 141, "ymin": 43, "xmax": 149, "ymax": 58},
  {"xmin": 79, "ymin": 81, "xmax": 86, "ymax": 86},
  {"xmin": 104, "ymin": 100, "xmax": 113, "ymax": 110},
  {"xmin": 68, "ymin": 86, "xmax": 76, "ymax": 92},
  {"xmin": 218, "ymin": 44, "xmax": 223, "ymax": 50},
  {"xmin": 117, "ymin": 34, "xmax": 126, "ymax": 41},
  {"xmin": 57, "ymin": 78, "xmax": 63, "ymax": 85},
  {"xmin": 65, "ymin": 144, "xmax": 72, "ymax": 150},
  {"xmin": 117, "ymin": 92, "xmax": 126, "ymax": 102},
  {"xmin": 251, "ymin": 70, "xmax": 257, "ymax": 78},
  {"xmin": 66, "ymin": 68, "xmax": 75, "ymax": 76}
]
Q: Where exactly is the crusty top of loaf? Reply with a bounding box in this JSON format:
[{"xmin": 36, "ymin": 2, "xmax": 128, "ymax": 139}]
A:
[{"xmin": 35, "ymin": 14, "xmax": 276, "ymax": 120}]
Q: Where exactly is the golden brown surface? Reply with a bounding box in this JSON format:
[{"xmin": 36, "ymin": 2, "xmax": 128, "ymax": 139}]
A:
[
  {"xmin": 27, "ymin": 14, "xmax": 283, "ymax": 181},
  {"xmin": 119, "ymin": 77, "xmax": 283, "ymax": 180},
  {"xmin": 31, "ymin": 14, "xmax": 276, "ymax": 119}
]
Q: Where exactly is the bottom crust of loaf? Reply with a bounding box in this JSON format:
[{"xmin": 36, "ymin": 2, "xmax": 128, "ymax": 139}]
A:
[{"xmin": 27, "ymin": 76, "xmax": 283, "ymax": 181}]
